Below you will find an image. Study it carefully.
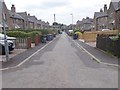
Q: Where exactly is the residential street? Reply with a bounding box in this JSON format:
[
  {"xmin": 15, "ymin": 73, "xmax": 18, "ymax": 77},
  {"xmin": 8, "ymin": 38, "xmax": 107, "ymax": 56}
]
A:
[{"xmin": 2, "ymin": 33, "xmax": 118, "ymax": 88}]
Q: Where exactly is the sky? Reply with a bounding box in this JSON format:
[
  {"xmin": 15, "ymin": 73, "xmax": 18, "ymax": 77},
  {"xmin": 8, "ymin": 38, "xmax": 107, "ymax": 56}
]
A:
[{"xmin": 4, "ymin": 0, "xmax": 112, "ymax": 25}]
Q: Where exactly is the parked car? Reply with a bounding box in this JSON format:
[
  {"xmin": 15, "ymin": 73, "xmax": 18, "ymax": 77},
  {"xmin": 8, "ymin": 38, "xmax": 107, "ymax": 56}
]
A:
[
  {"xmin": 46, "ymin": 34, "xmax": 53, "ymax": 41},
  {"xmin": 73, "ymin": 34, "xmax": 78, "ymax": 40},
  {"xmin": 41, "ymin": 35, "xmax": 47, "ymax": 43},
  {"xmin": 0, "ymin": 33, "xmax": 16, "ymax": 54}
]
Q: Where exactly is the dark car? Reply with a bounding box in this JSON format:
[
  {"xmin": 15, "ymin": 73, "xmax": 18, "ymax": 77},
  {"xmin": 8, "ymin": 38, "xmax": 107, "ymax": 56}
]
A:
[
  {"xmin": 41, "ymin": 35, "xmax": 47, "ymax": 43},
  {"xmin": 46, "ymin": 34, "xmax": 53, "ymax": 41},
  {"xmin": 73, "ymin": 34, "xmax": 78, "ymax": 40}
]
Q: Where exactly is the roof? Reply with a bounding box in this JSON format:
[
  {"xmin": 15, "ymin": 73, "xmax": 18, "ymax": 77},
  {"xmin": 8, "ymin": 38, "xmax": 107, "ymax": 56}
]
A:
[
  {"xmin": 28, "ymin": 18, "xmax": 34, "ymax": 22},
  {"xmin": 76, "ymin": 20, "xmax": 83, "ymax": 25},
  {"xmin": 112, "ymin": 2, "xmax": 119, "ymax": 10},
  {"xmin": 82, "ymin": 18, "xmax": 93, "ymax": 24},
  {"xmin": 8, "ymin": 10, "xmax": 24, "ymax": 20},
  {"xmin": 110, "ymin": 1, "xmax": 120, "ymax": 10},
  {"xmin": 94, "ymin": 12, "xmax": 108, "ymax": 19},
  {"xmin": 37, "ymin": 20, "xmax": 42, "ymax": 24},
  {"xmin": 28, "ymin": 16, "xmax": 37, "ymax": 23},
  {"xmin": 17, "ymin": 12, "xmax": 27, "ymax": 20},
  {"xmin": 116, "ymin": 1, "xmax": 120, "ymax": 10}
]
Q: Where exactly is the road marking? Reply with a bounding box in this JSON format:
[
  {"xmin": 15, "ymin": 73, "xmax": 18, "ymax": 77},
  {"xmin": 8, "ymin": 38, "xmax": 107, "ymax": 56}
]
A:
[
  {"xmin": 67, "ymin": 35, "xmax": 119, "ymax": 67},
  {"xmin": 1, "ymin": 36, "xmax": 59, "ymax": 71},
  {"xmin": 102, "ymin": 62, "xmax": 119, "ymax": 68},
  {"xmin": 73, "ymin": 40, "xmax": 101, "ymax": 63}
]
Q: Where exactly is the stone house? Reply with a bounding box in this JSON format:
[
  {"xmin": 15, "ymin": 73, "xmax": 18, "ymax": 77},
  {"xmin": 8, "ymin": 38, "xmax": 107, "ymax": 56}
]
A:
[
  {"xmin": 37, "ymin": 20, "xmax": 42, "ymax": 29},
  {"xmin": 81, "ymin": 17, "xmax": 93, "ymax": 31},
  {"xmin": 28, "ymin": 16, "xmax": 38, "ymax": 29},
  {"xmin": 76, "ymin": 20, "xmax": 83, "ymax": 31},
  {"xmin": 93, "ymin": 5, "xmax": 108, "ymax": 31},
  {"xmin": 0, "ymin": 1, "xmax": 11, "ymax": 31},
  {"xmin": 41, "ymin": 21, "xmax": 49, "ymax": 29},
  {"xmin": 8, "ymin": 5, "xmax": 24, "ymax": 29},
  {"xmin": 27, "ymin": 14, "xmax": 34, "ymax": 29},
  {"xmin": 115, "ymin": 2, "xmax": 120, "ymax": 30},
  {"xmin": 108, "ymin": 0, "xmax": 120, "ymax": 30},
  {"xmin": 17, "ymin": 12, "xmax": 29, "ymax": 30},
  {"xmin": 76, "ymin": 17, "xmax": 93, "ymax": 31}
]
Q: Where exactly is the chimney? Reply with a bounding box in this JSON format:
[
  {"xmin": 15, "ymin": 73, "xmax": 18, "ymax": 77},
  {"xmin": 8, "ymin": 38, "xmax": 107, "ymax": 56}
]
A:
[
  {"xmin": 28, "ymin": 13, "xmax": 30, "ymax": 16},
  {"xmin": 104, "ymin": 4, "xmax": 107, "ymax": 13},
  {"xmin": 100, "ymin": 8, "xmax": 103, "ymax": 12},
  {"xmin": 86, "ymin": 17, "xmax": 89, "ymax": 19},
  {"xmin": 11, "ymin": 4, "xmax": 16, "ymax": 13}
]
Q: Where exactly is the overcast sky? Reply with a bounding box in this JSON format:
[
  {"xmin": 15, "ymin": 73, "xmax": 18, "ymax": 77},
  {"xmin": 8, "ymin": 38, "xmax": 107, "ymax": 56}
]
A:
[{"xmin": 4, "ymin": 0, "xmax": 112, "ymax": 25}]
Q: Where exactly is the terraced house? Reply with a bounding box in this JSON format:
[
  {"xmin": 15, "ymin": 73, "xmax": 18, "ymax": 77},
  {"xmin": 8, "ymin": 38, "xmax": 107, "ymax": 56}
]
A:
[
  {"xmin": 0, "ymin": 1, "xmax": 11, "ymax": 32},
  {"xmin": 93, "ymin": 5, "xmax": 108, "ymax": 31},
  {"xmin": 9, "ymin": 5, "xmax": 24, "ymax": 29},
  {"xmin": 76, "ymin": 17, "xmax": 93, "ymax": 31},
  {"xmin": 108, "ymin": 0, "xmax": 120, "ymax": 30},
  {"xmin": 0, "ymin": 1, "xmax": 50, "ymax": 30},
  {"xmin": 115, "ymin": 1, "xmax": 120, "ymax": 30}
]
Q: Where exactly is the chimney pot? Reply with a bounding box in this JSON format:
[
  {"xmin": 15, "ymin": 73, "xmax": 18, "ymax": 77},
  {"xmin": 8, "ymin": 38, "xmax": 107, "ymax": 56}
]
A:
[
  {"xmin": 11, "ymin": 4, "xmax": 16, "ymax": 12},
  {"xmin": 104, "ymin": 4, "xmax": 107, "ymax": 13}
]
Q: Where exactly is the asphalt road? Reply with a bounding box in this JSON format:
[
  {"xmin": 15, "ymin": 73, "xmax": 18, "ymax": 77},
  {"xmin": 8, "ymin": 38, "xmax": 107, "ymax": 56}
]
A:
[{"xmin": 2, "ymin": 33, "xmax": 118, "ymax": 88}]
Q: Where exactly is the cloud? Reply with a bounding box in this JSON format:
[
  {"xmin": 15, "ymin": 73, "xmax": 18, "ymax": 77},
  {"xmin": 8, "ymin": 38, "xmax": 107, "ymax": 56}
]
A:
[
  {"xmin": 4, "ymin": 0, "xmax": 111, "ymax": 25},
  {"xmin": 23, "ymin": 1, "xmax": 70, "ymax": 10}
]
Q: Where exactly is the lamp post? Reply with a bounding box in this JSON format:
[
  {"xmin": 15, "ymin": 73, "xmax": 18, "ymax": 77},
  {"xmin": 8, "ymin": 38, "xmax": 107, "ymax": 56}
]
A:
[
  {"xmin": 2, "ymin": 7, "xmax": 9, "ymax": 61},
  {"xmin": 70, "ymin": 13, "xmax": 73, "ymax": 30}
]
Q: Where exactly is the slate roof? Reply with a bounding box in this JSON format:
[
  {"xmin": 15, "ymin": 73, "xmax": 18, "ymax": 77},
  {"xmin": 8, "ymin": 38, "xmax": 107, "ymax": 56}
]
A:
[
  {"xmin": 28, "ymin": 16, "xmax": 37, "ymax": 23},
  {"xmin": 17, "ymin": 12, "xmax": 27, "ymax": 20},
  {"xmin": 82, "ymin": 18, "xmax": 93, "ymax": 24},
  {"xmin": 28, "ymin": 18, "xmax": 34, "ymax": 22},
  {"xmin": 110, "ymin": 0, "xmax": 120, "ymax": 10},
  {"xmin": 8, "ymin": 10, "xmax": 24, "ymax": 20},
  {"xmin": 37, "ymin": 20, "xmax": 42, "ymax": 24},
  {"xmin": 76, "ymin": 20, "xmax": 83, "ymax": 25},
  {"xmin": 112, "ymin": 2, "xmax": 119, "ymax": 10},
  {"xmin": 94, "ymin": 12, "xmax": 108, "ymax": 19}
]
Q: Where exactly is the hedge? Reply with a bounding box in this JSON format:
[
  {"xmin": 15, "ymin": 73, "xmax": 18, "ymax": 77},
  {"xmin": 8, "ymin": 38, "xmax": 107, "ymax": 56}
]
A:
[{"xmin": 7, "ymin": 31, "xmax": 42, "ymax": 38}]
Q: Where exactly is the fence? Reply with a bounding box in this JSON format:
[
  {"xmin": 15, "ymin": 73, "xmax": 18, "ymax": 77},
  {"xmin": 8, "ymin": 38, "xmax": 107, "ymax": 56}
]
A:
[
  {"xmin": 96, "ymin": 34, "xmax": 120, "ymax": 58},
  {"xmin": 15, "ymin": 37, "xmax": 31, "ymax": 49},
  {"xmin": 14, "ymin": 35, "xmax": 41, "ymax": 49},
  {"xmin": 83, "ymin": 30, "xmax": 119, "ymax": 42}
]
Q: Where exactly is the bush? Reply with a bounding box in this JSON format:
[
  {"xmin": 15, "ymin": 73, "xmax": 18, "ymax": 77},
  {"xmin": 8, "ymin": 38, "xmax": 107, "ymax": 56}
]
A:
[
  {"xmin": 109, "ymin": 35, "xmax": 119, "ymax": 41},
  {"xmin": 7, "ymin": 31, "xmax": 42, "ymax": 38},
  {"xmin": 7, "ymin": 31, "xmax": 29, "ymax": 38},
  {"xmin": 29, "ymin": 31, "xmax": 42, "ymax": 43}
]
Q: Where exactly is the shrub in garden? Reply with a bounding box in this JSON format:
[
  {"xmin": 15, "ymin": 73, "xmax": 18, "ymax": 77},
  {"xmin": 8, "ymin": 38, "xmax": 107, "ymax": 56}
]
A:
[{"xmin": 7, "ymin": 31, "xmax": 29, "ymax": 38}]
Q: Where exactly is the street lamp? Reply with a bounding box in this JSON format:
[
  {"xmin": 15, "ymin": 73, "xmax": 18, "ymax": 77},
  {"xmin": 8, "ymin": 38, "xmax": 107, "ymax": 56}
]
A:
[
  {"xmin": 2, "ymin": 3, "xmax": 9, "ymax": 61},
  {"xmin": 70, "ymin": 13, "xmax": 73, "ymax": 30}
]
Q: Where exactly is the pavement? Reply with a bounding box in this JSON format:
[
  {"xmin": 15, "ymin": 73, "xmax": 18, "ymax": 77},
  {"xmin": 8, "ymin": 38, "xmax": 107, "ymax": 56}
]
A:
[
  {"xmin": 2, "ymin": 33, "xmax": 118, "ymax": 88},
  {"xmin": 77, "ymin": 39, "xmax": 118, "ymax": 65},
  {"xmin": 0, "ymin": 49, "xmax": 27, "ymax": 62}
]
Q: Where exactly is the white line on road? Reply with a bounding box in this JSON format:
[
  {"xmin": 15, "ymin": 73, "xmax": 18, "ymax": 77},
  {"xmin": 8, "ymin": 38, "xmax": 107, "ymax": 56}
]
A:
[
  {"xmin": 73, "ymin": 40, "xmax": 101, "ymax": 63},
  {"xmin": 1, "ymin": 36, "xmax": 59, "ymax": 71}
]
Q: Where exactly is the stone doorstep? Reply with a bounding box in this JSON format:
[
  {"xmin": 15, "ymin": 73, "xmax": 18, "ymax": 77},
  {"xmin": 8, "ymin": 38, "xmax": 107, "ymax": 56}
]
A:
[{"xmin": 0, "ymin": 49, "xmax": 27, "ymax": 62}]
